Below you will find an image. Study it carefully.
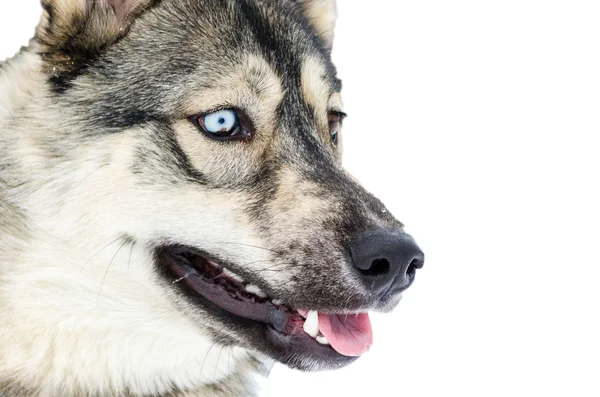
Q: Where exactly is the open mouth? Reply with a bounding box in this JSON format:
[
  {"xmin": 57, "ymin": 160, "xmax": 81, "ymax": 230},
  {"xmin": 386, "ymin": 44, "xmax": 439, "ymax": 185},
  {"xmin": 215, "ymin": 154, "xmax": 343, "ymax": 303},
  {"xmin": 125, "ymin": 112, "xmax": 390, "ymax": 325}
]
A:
[{"xmin": 156, "ymin": 245, "xmax": 374, "ymax": 366}]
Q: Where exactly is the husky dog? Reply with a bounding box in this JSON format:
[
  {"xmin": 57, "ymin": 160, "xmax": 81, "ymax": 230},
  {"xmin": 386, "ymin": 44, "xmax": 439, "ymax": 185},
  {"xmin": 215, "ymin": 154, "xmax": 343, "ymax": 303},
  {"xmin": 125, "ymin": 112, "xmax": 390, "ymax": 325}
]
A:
[{"xmin": 0, "ymin": 0, "xmax": 424, "ymax": 396}]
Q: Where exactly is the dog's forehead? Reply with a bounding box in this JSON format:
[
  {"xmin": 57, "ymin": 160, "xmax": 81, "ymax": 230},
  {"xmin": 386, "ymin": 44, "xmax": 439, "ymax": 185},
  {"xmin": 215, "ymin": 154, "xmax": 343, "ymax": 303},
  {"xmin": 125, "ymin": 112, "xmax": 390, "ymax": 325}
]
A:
[
  {"xmin": 165, "ymin": 0, "xmax": 342, "ymax": 101},
  {"xmin": 158, "ymin": 0, "xmax": 343, "ymax": 127},
  {"xmin": 180, "ymin": 52, "xmax": 341, "ymax": 114}
]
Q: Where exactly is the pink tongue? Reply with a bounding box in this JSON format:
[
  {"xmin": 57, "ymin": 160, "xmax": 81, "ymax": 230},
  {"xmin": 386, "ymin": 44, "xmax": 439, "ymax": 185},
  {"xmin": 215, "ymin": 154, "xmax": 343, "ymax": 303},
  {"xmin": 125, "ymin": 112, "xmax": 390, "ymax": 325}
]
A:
[{"xmin": 318, "ymin": 313, "xmax": 373, "ymax": 357}]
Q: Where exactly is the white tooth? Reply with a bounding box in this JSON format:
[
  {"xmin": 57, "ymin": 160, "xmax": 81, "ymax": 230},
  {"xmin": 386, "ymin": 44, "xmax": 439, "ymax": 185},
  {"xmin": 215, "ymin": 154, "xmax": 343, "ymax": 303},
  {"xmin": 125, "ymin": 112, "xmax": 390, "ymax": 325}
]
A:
[
  {"xmin": 303, "ymin": 310, "xmax": 319, "ymax": 338},
  {"xmin": 245, "ymin": 284, "xmax": 268, "ymax": 298},
  {"xmin": 223, "ymin": 268, "xmax": 245, "ymax": 283},
  {"xmin": 316, "ymin": 336, "xmax": 330, "ymax": 345},
  {"xmin": 272, "ymin": 299, "xmax": 283, "ymax": 306}
]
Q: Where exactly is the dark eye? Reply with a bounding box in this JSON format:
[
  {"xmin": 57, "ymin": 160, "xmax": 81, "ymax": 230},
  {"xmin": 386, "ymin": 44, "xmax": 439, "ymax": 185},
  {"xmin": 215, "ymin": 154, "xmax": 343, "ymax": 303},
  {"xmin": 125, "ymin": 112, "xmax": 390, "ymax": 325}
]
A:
[
  {"xmin": 190, "ymin": 109, "xmax": 251, "ymax": 141},
  {"xmin": 328, "ymin": 111, "xmax": 344, "ymax": 145}
]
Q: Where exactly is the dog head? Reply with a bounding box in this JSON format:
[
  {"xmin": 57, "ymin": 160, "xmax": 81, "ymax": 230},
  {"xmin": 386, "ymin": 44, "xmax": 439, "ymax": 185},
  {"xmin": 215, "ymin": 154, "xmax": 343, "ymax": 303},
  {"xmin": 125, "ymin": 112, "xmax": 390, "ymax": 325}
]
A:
[{"xmin": 34, "ymin": 0, "xmax": 424, "ymax": 371}]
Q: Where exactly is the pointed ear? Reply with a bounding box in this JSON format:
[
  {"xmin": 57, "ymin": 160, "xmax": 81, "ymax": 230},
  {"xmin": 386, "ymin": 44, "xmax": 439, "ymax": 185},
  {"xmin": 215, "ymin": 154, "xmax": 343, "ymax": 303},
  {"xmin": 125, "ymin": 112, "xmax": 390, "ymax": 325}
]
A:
[
  {"xmin": 298, "ymin": 0, "xmax": 337, "ymax": 50},
  {"xmin": 37, "ymin": 0, "xmax": 156, "ymax": 48},
  {"xmin": 36, "ymin": 0, "xmax": 157, "ymax": 91}
]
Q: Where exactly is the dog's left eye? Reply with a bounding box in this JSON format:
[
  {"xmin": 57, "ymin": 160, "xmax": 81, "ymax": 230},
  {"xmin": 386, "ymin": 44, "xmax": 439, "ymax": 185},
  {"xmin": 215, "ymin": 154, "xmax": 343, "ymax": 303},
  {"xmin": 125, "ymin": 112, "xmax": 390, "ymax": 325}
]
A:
[
  {"xmin": 190, "ymin": 109, "xmax": 251, "ymax": 141},
  {"xmin": 328, "ymin": 111, "xmax": 344, "ymax": 145}
]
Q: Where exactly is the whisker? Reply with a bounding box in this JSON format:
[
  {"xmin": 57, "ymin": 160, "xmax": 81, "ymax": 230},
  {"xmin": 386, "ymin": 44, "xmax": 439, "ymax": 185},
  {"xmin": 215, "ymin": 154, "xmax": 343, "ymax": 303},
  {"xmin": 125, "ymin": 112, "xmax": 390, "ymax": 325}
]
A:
[
  {"xmin": 274, "ymin": 225, "xmax": 296, "ymax": 246},
  {"xmin": 227, "ymin": 347, "xmax": 232, "ymax": 377},
  {"xmin": 72, "ymin": 163, "xmax": 109, "ymax": 191},
  {"xmin": 253, "ymin": 262, "xmax": 299, "ymax": 273},
  {"xmin": 96, "ymin": 237, "xmax": 130, "ymax": 306},
  {"xmin": 241, "ymin": 260, "xmax": 287, "ymax": 270},
  {"xmin": 214, "ymin": 345, "xmax": 224, "ymax": 381},
  {"xmin": 79, "ymin": 235, "xmax": 124, "ymax": 275},
  {"xmin": 199, "ymin": 343, "xmax": 216, "ymax": 383},
  {"xmin": 127, "ymin": 240, "xmax": 136, "ymax": 271},
  {"xmin": 209, "ymin": 241, "xmax": 283, "ymax": 255},
  {"xmin": 266, "ymin": 360, "xmax": 276, "ymax": 379}
]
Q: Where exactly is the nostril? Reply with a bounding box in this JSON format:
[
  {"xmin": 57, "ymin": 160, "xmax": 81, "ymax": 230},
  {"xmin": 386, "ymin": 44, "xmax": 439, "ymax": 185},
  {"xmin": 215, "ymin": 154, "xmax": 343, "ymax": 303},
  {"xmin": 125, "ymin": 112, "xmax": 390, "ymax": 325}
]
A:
[
  {"xmin": 360, "ymin": 258, "xmax": 391, "ymax": 277},
  {"xmin": 406, "ymin": 258, "xmax": 418, "ymax": 278}
]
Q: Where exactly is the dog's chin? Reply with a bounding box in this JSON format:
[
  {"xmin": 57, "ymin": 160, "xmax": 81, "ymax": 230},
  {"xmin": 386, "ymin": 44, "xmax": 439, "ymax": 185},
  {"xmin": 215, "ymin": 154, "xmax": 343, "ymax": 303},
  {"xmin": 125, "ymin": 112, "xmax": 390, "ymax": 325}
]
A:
[{"xmin": 154, "ymin": 245, "xmax": 368, "ymax": 371}]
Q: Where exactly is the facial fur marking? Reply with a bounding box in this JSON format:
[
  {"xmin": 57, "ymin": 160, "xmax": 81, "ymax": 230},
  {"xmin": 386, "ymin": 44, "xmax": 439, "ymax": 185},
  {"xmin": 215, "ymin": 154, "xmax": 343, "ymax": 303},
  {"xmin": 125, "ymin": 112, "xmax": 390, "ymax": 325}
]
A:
[
  {"xmin": 301, "ymin": 57, "xmax": 330, "ymax": 112},
  {"xmin": 135, "ymin": 122, "xmax": 208, "ymax": 186},
  {"xmin": 301, "ymin": 56, "xmax": 344, "ymax": 141}
]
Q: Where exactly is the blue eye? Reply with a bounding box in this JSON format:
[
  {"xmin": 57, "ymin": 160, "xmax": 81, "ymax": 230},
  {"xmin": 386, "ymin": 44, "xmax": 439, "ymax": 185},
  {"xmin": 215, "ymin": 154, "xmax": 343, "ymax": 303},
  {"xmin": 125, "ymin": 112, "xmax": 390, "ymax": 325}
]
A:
[
  {"xmin": 204, "ymin": 110, "xmax": 237, "ymax": 134},
  {"xmin": 190, "ymin": 109, "xmax": 252, "ymax": 141}
]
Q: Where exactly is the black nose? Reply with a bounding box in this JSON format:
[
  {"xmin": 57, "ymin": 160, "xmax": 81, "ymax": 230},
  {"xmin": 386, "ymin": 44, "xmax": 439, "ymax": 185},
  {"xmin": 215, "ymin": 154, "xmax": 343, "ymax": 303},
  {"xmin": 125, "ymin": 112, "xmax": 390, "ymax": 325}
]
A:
[{"xmin": 349, "ymin": 230, "xmax": 424, "ymax": 295}]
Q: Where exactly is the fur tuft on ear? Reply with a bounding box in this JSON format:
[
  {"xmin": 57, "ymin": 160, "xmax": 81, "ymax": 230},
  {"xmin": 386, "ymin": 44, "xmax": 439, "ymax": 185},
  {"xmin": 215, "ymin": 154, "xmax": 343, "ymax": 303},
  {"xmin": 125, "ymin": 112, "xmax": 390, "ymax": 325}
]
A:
[
  {"xmin": 36, "ymin": 0, "xmax": 158, "ymax": 92},
  {"xmin": 297, "ymin": 0, "xmax": 337, "ymax": 50}
]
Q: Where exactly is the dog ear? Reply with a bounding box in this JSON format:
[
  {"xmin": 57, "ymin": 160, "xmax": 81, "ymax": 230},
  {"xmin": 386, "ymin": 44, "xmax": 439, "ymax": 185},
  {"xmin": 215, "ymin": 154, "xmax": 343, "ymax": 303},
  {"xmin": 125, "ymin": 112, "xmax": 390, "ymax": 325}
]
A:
[
  {"xmin": 37, "ymin": 0, "xmax": 156, "ymax": 46},
  {"xmin": 297, "ymin": 0, "xmax": 337, "ymax": 50},
  {"xmin": 36, "ymin": 0, "xmax": 157, "ymax": 91}
]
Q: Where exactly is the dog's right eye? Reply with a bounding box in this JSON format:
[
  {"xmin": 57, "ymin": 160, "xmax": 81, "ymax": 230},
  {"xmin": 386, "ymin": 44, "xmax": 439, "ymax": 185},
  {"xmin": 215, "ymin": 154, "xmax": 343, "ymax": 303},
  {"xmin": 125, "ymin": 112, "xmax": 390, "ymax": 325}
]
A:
[{"xmin": 189, "ymin": 109, "xmax": 252, "ymax": 141}]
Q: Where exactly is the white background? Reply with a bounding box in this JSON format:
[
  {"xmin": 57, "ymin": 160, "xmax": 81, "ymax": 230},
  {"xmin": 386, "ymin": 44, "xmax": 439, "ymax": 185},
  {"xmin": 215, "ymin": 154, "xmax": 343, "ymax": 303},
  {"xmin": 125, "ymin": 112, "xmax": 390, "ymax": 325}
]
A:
[{"xmin": 2, "ymin": 1, "xmax": 599, "ymax": 396}]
